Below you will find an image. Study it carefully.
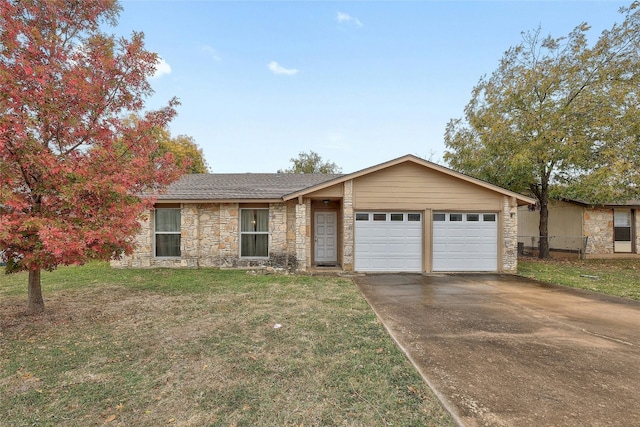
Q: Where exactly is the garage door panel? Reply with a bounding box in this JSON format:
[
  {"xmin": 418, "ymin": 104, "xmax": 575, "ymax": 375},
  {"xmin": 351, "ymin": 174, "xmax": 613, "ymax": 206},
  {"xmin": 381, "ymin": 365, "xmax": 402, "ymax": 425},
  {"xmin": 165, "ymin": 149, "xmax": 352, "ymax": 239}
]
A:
[
  {"xmin": 432, "ymin": 243, "xmax": 448, "ymax": 250},
  {"xmin": 435, "ymin": 229, "xmax": 465, "ymax": 238},
  {"xmin": 464, "ymin": 245, "xmax": 492, "ymax": 254},
  {"xmin": 433, "ymin": 212, "xmax": 498, "ymax": 272},
  {"xmin": 355, "ymin": 212, "xmax": 422, "ymax": 272},
  {"xmin": 371, "ymin": 243, "xmax": 392, "ymax": 252},
  {"xmin": 388, "ymin": 243, "xmax": 421, "ymax": 253},
  {"xmin": 468, "ymin": 233, "xmax": 498, "ymax": 240},
  {"xmin": 464, "ymin": 232, "xmax": 498, "ymax": 239},
  {"xmin": 359, "ymin": 257, "xmax": 420, "ymax": 271},
  {"xmin": 389, "ymin": 234, "xmax": 421, "ymax": 242},
  {"xmin": 389, "ymin": 229, "xmax": 414, "ymax": 238},
  {"xmin": 384, "ymin": 259, "xmax": 415, "ymax": 269},
  {"xmin": 439, "ymin": 243, "xmax": 466, "ymax": 252}
]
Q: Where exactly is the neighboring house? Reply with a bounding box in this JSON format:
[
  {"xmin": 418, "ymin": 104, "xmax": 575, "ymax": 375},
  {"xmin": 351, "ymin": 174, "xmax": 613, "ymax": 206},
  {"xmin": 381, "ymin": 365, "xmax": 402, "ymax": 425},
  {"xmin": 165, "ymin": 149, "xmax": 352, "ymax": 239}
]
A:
[
  {"xmin": 518, "ymin": 199, "xmax": 640, "ymax": 257},
  {"xmin": 111, "ymin": 155, "xmax": 535, "ymax": 273}
]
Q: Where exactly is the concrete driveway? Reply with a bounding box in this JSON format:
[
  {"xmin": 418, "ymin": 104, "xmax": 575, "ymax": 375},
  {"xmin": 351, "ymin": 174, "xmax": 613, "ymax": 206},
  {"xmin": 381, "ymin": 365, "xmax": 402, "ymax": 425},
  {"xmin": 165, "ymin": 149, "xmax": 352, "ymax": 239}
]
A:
[{"xmin": 353, "ymin": 274, "xmax": 640, "ymax": 427}]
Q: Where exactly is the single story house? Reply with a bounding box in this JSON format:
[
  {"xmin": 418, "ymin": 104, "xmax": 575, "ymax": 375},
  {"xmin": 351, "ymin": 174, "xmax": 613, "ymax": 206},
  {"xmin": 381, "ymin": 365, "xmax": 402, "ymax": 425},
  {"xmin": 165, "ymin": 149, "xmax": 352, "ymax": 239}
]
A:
[
  {"xmin": 518, "ymin": 198, "xmax": 640, "ymax": 257},
  {"xmin": 111, "ymin": 155, "xmax": 535, "ymax": 273}
]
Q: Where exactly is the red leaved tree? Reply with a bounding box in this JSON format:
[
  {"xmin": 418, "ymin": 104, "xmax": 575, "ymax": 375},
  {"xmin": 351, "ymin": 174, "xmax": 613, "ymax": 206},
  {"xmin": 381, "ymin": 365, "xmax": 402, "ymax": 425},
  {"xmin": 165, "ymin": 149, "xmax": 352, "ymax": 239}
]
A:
[{"xmin": 0, "ymin": 0, "xmax": 185, "ymax": 314}]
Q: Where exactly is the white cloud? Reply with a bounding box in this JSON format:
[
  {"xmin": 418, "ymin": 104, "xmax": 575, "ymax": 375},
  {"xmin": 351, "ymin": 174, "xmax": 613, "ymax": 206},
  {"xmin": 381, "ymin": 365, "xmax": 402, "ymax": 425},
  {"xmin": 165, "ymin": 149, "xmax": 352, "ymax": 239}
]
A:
[
  {"xmin": 152, "ymin": 56, "xmax": 172, "ymax": 79},
  {"xmin": 268, "ymin": 61, "xmax": 299, "ymax": 76},
  {"xmin": 336, "ymin": 12, "xmax": 363, "ymax": 27},
  {"xmin": 201, "ymin": 45, "xmax": 221, "ymax": 61}
]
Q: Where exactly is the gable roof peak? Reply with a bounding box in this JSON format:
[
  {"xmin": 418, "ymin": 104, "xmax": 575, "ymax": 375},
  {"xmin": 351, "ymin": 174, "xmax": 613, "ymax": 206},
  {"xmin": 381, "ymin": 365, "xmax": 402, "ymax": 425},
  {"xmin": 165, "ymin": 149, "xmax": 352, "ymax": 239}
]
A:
[{"xmin": 283, "ymin": 153, "xmax": 536, "ymax": 205}]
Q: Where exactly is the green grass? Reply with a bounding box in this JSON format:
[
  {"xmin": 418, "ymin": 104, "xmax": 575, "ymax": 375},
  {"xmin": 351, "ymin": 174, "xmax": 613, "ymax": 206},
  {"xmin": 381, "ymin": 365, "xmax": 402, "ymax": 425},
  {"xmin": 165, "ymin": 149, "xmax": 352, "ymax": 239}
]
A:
[
  {"xmin": 0, "ymin": 263, "xmax": 453, "ymax": 426},
  {"xmin": 518, "ymin": 258, "xmax": 640, "ymax": 301}
]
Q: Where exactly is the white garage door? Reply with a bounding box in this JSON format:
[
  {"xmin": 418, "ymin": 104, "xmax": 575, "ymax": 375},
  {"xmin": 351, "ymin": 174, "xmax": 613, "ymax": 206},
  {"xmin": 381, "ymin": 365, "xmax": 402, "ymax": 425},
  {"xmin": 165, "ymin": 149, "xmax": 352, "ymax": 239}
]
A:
[
  {"xmin": 354, "ymin": 212, "xmax": 422, "ymax": 272},
  {"xmin": 433, "ymin": 212, "xmax": 498, "ymax": 272}
]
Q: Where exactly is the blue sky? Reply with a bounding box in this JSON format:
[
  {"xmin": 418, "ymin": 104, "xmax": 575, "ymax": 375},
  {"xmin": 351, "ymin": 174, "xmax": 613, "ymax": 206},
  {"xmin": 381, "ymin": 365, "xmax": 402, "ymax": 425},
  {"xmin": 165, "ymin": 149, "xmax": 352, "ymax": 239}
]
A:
[{"xmin": 115, "ymin": 1, "xmax": 630, "ymax": 173}]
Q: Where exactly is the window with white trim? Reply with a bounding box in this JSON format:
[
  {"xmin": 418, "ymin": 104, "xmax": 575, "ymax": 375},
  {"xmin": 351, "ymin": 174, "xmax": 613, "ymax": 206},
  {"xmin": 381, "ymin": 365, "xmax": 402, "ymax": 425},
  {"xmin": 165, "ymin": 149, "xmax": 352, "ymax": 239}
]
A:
[
  {"xmin": 240, "ymin": 209, "xmax": 269, "ymax": 257},
  {"xmin": 614, "ymin": 210, "xmax": 632, "ymax": 242},
  {"xmin": 155, "ymin": 208, "xmax": 181, "ymax": 257},
  {"xmin": 433, "ymin": 213, "xmax": 446, "ymax": 221},
  {"xmin": 408, "ymin": 213, "xmax": 421, "ymax": 221}
]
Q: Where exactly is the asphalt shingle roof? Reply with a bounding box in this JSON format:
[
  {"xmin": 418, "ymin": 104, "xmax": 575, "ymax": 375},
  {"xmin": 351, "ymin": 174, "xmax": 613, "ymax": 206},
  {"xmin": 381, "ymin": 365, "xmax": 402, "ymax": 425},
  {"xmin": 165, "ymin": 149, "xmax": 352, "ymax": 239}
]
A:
[{"xmin": 156, "ymin": 173, "xmax": 344, "ymax": 200}]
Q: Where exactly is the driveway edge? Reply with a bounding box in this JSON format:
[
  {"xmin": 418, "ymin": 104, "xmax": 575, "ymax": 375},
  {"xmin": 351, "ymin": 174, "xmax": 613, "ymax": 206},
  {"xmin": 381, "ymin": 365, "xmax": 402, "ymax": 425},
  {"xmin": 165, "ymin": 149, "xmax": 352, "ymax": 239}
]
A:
[{"xmin": 353, "ymin": 278, "xmax": 465, "ymax": 427}]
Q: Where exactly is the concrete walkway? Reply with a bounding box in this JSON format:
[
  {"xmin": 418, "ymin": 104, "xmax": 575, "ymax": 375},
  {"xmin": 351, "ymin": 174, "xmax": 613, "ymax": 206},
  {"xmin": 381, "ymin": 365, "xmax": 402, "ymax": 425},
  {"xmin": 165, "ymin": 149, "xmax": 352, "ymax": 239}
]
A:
[{"xmin": 353, "ymin": 274, "xmax": 640, "ymax": 427}]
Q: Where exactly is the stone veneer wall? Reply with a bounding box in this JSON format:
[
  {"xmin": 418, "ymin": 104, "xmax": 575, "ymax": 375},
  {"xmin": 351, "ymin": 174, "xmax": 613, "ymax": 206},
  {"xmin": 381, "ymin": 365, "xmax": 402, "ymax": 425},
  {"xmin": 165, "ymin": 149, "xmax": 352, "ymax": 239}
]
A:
[
  {"xmin": 197, "ymin": 204, "xmax": 220, "ymax": 267},
  {"xmin": 269, "ymin": 202, "xmax": 286, "ymax": 253},
  {"xmin": 111, "ymin": 212, "xmax": 154, "ymax": 268},
  {"xmin": 304, "ymin": 199, "xmax": 312, "ymax": 268},
  {"xmin": 502, "ymin": 196, "xmax": 518, "ymax": 273},
  {"xmin": 294, "ymin": 199, "xmax": 312, "ymax": 271},
  {"xmin": 112, "ymin": 202, "xmax": 297, "ymax": 269},
  {"xmin": 285, "ymin": 200, "xmax": 298, "ymax": 268},
  {"xmin": 636, "ymin": 213, "xmax": 640, "ymax": 254},
  {"xmin": 267, "ymin": 202, "xmax": 297, "ymax": 270},
  {"xmin": 583, "ymin": 208, "xmax": 614, "ymax": 254},
  {"xmin": 178, "ymin": 204, "xmax": 200, "ymax": 268},
  {"xmin": 342, "ymin": 180, "xmax": 354, "ymax": 271},
  {"xmin": 218, "ymin": 203, "xmax": 238, "ymax": 267},
  {"xmin": 217, "ymin": 202, "xmax": 295, "ymax": 269}
]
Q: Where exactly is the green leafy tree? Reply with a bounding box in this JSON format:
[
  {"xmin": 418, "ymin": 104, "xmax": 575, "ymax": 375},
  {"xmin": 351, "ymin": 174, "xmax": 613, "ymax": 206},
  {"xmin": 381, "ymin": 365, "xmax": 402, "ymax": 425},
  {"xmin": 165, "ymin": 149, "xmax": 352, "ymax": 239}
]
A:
[
  {"xmin": 280, "ymin": 151, "xmax": 342, "ymax": 174},
  {"xmin": 155, "ymin": 129, "xmax": 209, "ymax": 174},
  {"xmin": 123, "ymin": 116, "xmax": 209, "ymax": 174},
  {"xmin": 444, "ymin": 3, "xmax": 640, "ymax": 258}
]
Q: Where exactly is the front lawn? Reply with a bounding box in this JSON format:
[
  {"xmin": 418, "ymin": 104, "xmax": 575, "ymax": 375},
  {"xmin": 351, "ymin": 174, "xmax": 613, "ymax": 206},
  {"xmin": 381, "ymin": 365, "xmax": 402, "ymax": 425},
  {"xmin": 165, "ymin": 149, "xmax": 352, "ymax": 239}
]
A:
[
  {"xmin": 518, "ymin": 258, "xmax": 640, "ymax": 301},
  {"xmin": 0, "ymin": 263, "xmax": 453, "ymax": 426}
]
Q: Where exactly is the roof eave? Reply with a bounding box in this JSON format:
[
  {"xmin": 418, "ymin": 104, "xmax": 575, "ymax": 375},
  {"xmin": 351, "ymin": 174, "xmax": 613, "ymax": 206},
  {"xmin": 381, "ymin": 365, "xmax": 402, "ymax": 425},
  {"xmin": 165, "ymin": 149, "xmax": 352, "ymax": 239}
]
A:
[
  {"xmin": 560, "ymin": 197, "xmax": 640, "ymax": 208},
  {"xmin": 150, "ymin": 197, "xmax": 285, "ymax": 204}
]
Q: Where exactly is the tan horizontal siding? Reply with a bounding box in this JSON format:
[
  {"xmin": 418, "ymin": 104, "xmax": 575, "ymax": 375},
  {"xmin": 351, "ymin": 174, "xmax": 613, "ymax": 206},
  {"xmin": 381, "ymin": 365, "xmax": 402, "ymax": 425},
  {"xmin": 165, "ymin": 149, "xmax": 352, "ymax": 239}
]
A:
[
  {"xmin": 353, "ymin": 162, "xmax": 503, "ymax": 211},
  {"xmin": 305, "ymin": 183, "xmax": 343, "ymax": 198},
  {"xmin": 518, "ymin": 200, "xmax": 583, "ymax": 238}
]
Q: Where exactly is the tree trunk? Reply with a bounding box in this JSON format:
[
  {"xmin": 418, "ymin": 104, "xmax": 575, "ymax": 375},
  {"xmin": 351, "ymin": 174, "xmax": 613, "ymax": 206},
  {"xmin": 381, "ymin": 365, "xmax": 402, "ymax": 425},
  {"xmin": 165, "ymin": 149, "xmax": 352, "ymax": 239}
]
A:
[
  {"xmin": 26, "ymin": 268, "xmax": 44, "ymax": 315},
  {"xmin": 538, "ymin": 186, "xmax": 550, "ymax": 259}
]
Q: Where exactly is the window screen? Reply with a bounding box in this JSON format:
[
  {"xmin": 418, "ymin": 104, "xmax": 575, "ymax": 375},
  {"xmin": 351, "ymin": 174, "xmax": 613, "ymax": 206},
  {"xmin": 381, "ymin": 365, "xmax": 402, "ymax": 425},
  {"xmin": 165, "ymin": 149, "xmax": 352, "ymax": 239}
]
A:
[
  {"xmin": 614, "ymin": 210, "xmax": 632, "ymax": 242},
  {"xmin": 240, "ymin": 209, "xmax": 269, "ymax": 257},
  {"xmin": 155, "ymin": 208, "xmax": 181, "ymax": 257}
]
